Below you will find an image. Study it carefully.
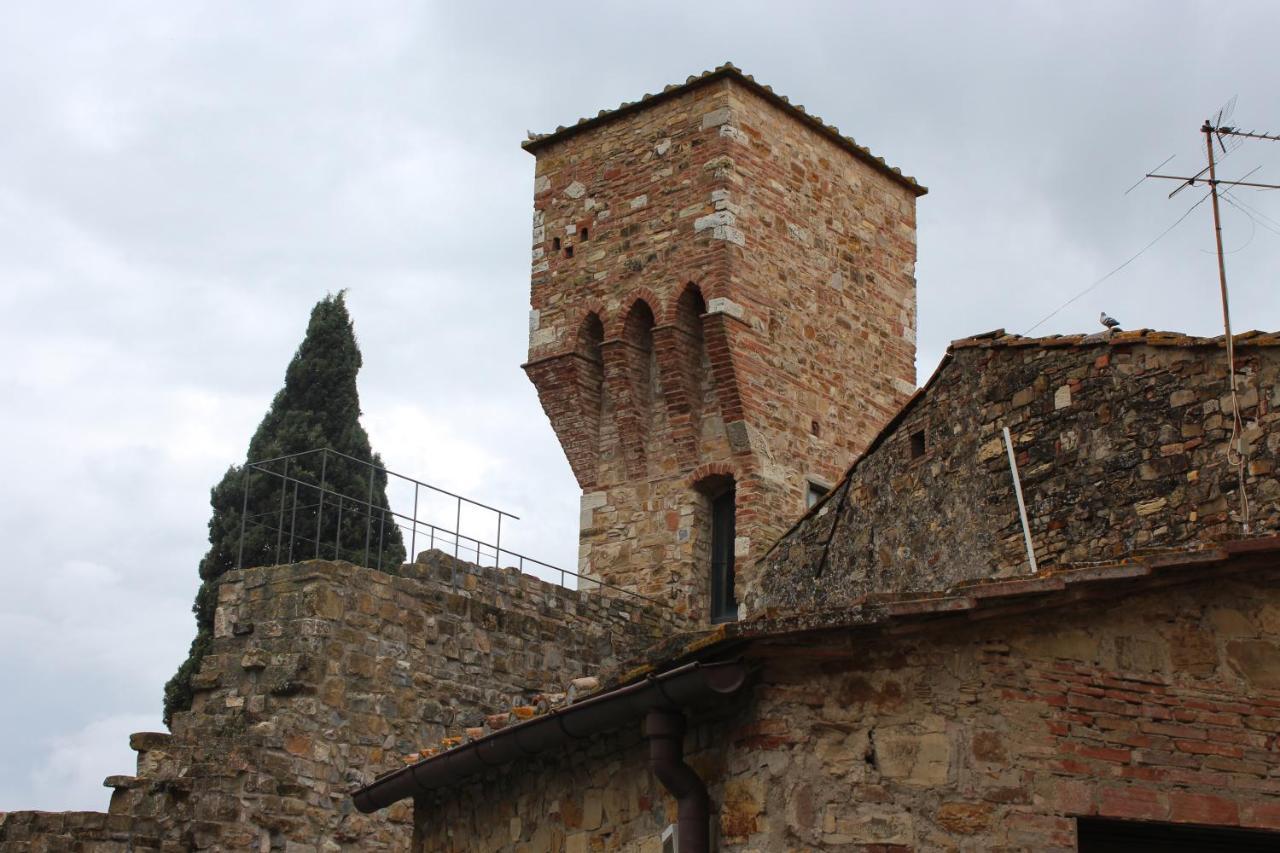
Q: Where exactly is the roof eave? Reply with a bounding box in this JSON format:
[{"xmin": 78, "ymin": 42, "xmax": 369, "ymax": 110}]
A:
[
  {"xmin": 351, "ymin": 660, "xmax": 748, "ymax": 814},
  {"xmin": 522, "ymin": 64, "xmax": 926, "ymax": 197}
]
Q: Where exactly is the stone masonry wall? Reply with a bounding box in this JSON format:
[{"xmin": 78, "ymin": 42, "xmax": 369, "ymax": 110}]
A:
[
  {"xmin": 752, "ymin": 336, "xmax": 1280, "ymax": 616},
  {"xmin": 524, "ymin": 71, "xmax": 920, "ymax": 621},
  {"xmin": 414, "ymin": 567, "xmax": 1280, "ymax": 851},
  {"xmin": 0, "ymin": 552, "xmax": 677, "ymax": 852}
]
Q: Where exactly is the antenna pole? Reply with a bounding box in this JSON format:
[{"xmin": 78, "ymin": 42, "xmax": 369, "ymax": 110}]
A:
[
  {"xmin": 1203, "ymin": 120, "xmax": 1250, "ymax": 532},
  {"xmin": 1203, "ymin": 121, "xmax": 1231, "ymax": 347}
]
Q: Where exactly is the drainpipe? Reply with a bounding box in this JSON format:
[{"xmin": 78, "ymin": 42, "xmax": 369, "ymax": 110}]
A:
[{"xmin": 645, "ymin": 708, "xmax": 710, "ymax": 853}]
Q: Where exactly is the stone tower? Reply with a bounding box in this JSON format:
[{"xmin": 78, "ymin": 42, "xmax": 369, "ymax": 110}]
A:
[{"xmin": 523, "ymin": 64, "xmax": 924, "ymax": 621}]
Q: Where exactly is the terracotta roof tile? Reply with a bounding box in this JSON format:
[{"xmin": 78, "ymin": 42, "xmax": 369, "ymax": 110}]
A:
[
  {"xmin": 522, "ymin": 62, "xmax": 925, "ymax": 196},
  {"xmin": 950, "ymin": 328, "xmax": 1280, "ymax": 351}
]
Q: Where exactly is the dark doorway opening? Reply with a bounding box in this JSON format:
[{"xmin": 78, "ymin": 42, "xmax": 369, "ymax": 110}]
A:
[{"xmin": 1077, "ymin": 818, "xmax": 1278, "ymax": 852}]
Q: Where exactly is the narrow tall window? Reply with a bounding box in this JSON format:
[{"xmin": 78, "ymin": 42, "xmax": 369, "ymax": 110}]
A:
[
  {"xmin": 806, "ymin": 480, "xmax": 829, "ymax": 509},
  {"xmin": 710, "ymin": 483, "xmax": 737, "ymax": 623}
]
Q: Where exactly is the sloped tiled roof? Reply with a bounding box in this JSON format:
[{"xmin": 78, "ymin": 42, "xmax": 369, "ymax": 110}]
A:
[{"xmin": 522, "ymin": 62, "xmax": 926, "ymax": 196}]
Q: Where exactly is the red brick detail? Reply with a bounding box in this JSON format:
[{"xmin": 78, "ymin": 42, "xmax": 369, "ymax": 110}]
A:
[
  {"xmin": 702, "ymin": 311, "xmax": 747, "ymax": 427},
  {"xmin": 605, "ymin": 287, "xmax": 664, "ymax": 339},
  {"xmin": 1098, "ymin": 786, "xmax": 1168, "ymax": 821},
  {"xmin": 1169, "ymin": 791, "xmax": 1240, "ymax": 826},
  {"xmin": 569, "ymin": 301, "xmax": 610, "ymax": 339},
  {"xmin": 524, "ymin": 351, "xmax": 602, "ymax": 489},
  {"xmin": 687, "ymin": 461, "xmax": 739, "ymax": 490},
  {"xmin": 1243, "ymin": 801, "xmax": 1280, "ymax": 831},
  {"xmin": 653, "ymin": 283, "xmax": 710, "ymax": 468},
  {"xmin": 602, "ymin": 299, "xmax": 660, "ymax": 479},
  {"xmin": 523, "ymin": 311, "xmax": 610, "ymax": 489}
]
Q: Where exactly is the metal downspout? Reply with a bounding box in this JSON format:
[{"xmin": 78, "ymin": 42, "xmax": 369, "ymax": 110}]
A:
[{"xmin": 645, "ymin": 708, "xmax": 710, "ymax": 853}]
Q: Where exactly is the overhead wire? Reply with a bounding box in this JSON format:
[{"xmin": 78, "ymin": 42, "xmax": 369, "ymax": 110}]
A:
[
  {"xmin": 1202, "ymin": 200, "xmax": 1258, "ymax": 252},
  {"xmin": 1023, "ymin": 190, "xmax": 1212, "ymax": 335},
  {"xmin": 1224, "ymin": 193, "xmax": 1280, "ymax": 236}
]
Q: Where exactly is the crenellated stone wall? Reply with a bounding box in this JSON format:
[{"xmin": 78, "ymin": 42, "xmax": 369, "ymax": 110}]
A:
[
  {"xmin": 751, "ymin": 334, "xmax": 1280, "ymax": 616},
  {"xmin": 0, "ymin": 552, "xmax": 678, "ymax": 851}
]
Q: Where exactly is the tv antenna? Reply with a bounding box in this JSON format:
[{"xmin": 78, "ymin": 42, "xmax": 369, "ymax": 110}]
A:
[{"xmin": 1137, "ymin": 98, "xmax": 1280, "ymax": 533}]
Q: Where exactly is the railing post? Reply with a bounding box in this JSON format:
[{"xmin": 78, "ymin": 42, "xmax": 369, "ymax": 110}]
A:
[
  {"xmin": 377, "ymin": 510, "xmax": 385, "ymax": 572},
  {"xmin": 288, "ymin": 480, "xmax": 299, "ymax": 563},
  {"xmin": 454, "ymin": 497, "xmax": 462, "ymax": 560},
  {"xmin": 410, "ymin": 483, "xmax": 419, "ymax": 563},
  {"xmin": 236, "ymin": 466, "xmax": 251, "ymax": 570},
  {"xmin": 315, "ymin": 450, "xmax": 329, "ymax": 559},
  {"xmin": 495, "ymin": 514, "xmax": 503, "ymax": 569},
  {"xmin": 364, "ymin": 469, "xmax": 375, "ymax": 568},
  {"xmin": 275, "ymin": 457, "xmax": 289, "ymax": 565},
  {"xmin": 335, "ymin": 494, "xmax": 343, "ymax": 560}
]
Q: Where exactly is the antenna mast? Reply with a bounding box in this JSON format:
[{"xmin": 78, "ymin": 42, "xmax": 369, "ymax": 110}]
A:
[{"xmin": 1139, "ymin": 101, "xmax": 1280, "ymax": 533}]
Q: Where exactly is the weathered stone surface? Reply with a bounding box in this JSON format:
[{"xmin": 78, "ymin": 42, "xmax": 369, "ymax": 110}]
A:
[
  {"xmin": 413, "ymin": 572, "xmax": 1280, "ymax": 852},
  {"xmin": 1225, "ymin": 638, "xmax": 1280, "ymax": 688},
  {"xmin": 754, "ymin": 337, "xmax": 1280, "ymax": 615}
]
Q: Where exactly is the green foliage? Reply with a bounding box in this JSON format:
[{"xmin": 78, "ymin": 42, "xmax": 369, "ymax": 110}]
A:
[{"xmin": 163, "ymin": 292, "xmax": 405, "ymax": 724}]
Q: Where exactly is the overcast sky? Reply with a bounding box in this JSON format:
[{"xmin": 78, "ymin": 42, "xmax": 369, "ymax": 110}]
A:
[{"xmin": 2, "ymin": 1, "xmax": 1278, "ymax": 811}]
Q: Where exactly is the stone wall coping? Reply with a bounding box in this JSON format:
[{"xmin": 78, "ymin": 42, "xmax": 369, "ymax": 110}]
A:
[{"xmin": 223, "ymin": 554, "xmax": 675, "ymax": 624}]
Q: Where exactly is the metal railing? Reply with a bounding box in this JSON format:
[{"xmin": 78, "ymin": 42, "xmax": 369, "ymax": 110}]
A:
[{"xmin": 235, "ymin": 448, "xmax": 658, "ymax": 604}]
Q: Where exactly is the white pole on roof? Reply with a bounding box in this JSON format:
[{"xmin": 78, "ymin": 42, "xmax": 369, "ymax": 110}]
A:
[{"xmin": 1002, "ymin": 425, "xmax": 1039, "ymax": 574}]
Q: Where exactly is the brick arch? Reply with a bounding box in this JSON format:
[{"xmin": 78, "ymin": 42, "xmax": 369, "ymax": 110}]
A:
[
  {"xmin": 671, "ymin": 282, "xmax": 707, "ymax": 330},
  {"xmin": 601, "ymin": 296, "xmax": 662, "ymax": 479},
  {"xmin": 688, "ymin": 279, "xmax": 728, "ymax": 309},
  {"xmin": 606, "ymin": 288, "xmax": 664, "ymax": 339},
  {"xmin": 568, "ymin": 301, "xmax": 609, "ymax": 352},
  {"xmin": 687, "ymin": 461, "xmax": 738, "ymax": 490}
]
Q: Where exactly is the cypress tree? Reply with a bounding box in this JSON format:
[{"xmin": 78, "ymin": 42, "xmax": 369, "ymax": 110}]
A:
[{"xmin": 164, "ymin": 292, "xmax": 405, "ymax": 724}]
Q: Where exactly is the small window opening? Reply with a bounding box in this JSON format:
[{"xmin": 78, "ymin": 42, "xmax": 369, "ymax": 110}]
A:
[
  {"xmin": 580, "ymin": 226, "xmax": 589, "ymax": 241},
  {"xmin": 806, "ymin": 481, "xmax": 829, "ymax": 509},
  {"xmin": 552, "ymin": 237, "xmax": 561, "ymax": 251},
  {"xmin": 910, "ymin": 429, "xmax": 926, "ymax": 459},
  {"xmin": 811, "ymin": 419, "xmax": 821, "ymax": 437},
  {"xmin": 564, "ymin": 245, "xmax": 574, "ymax": 258},
  {"xmin": 708, "ymin": 481, "xmax": 737, "ymax": 623}
]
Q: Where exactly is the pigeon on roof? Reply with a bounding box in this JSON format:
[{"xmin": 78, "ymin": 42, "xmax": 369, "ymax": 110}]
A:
[{"xmin": 1100, "ymin": 311, "xmax": 1121, "ymax": 330}]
